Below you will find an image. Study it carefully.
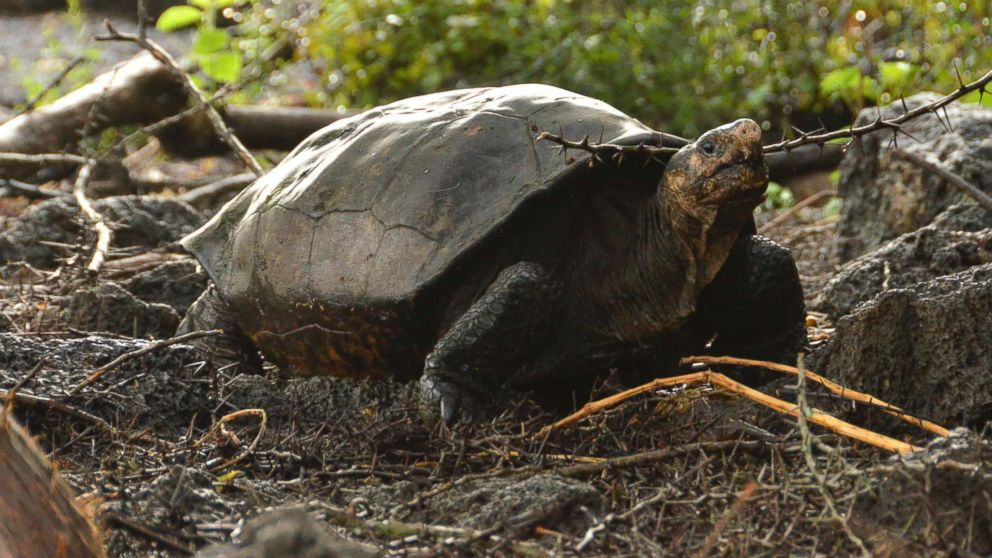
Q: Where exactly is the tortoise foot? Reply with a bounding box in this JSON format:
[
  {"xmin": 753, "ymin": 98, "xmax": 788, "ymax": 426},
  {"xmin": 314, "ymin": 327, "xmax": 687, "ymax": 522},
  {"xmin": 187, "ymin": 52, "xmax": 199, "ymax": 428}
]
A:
[{"xmin": 418, "ymin": 370, "xmax": 484, "ymax": 425}]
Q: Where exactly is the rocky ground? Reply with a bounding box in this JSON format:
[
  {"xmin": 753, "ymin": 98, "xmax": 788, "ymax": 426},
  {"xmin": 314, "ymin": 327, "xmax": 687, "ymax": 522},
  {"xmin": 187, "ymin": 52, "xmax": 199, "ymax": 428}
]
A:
[
  {"xmin": 3, "ymin": 8, "xmax": 992, "ymax": 557},
  {"xmin": 3, "ymin": 129, "xmax": 991, "ymax": 557}
]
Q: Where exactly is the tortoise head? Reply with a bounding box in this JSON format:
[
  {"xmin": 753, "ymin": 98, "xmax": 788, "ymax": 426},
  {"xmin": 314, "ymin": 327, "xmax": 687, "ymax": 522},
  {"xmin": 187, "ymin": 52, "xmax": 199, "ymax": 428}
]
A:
[{"xmin": 660, "ymin": 118, "xmax": 767, "ymax": 225}]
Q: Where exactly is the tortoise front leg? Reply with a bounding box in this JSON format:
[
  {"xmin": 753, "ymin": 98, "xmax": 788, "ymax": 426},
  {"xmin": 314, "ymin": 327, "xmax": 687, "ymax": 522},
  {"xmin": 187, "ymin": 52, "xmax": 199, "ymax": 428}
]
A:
[
  {"xmin": 419, "ymin": 261, "xmax": 562, "ymax": 424},
  {"xmin": 177, "ymin": 285, "xmax": 263, "ymax": 374},
  {"xmin": 699, "ymin": 235, "xmax": 808, "ymax": 385}
]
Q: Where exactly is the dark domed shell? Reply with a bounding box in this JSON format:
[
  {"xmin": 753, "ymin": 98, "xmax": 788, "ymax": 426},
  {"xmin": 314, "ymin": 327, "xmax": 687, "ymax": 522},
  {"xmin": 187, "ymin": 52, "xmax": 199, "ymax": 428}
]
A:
[{"xmin": 182, "ymin": 84, "xmax": 664, "ymax": 314}]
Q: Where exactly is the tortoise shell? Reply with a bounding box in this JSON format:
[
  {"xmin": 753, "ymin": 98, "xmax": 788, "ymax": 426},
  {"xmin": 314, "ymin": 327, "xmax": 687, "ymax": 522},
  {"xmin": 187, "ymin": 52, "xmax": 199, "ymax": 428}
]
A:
[{"xmin": 182, "ymin": 84, "xmax": 673, "ymax": 378}]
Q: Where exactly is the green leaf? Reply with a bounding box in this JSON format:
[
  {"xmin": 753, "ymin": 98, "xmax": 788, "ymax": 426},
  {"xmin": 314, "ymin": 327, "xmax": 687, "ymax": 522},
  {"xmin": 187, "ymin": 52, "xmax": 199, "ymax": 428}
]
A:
[
  {"xmin": 193, "ymin": 28, "xmax": 228, "ymax": 54},
  {"xmin": 819, "ymin": 67, "xmax": 861, "ymax": 97},
  {"xmin": 188, "ymin": 0, "xmax": 211, "ymax": 9},
  {"xmin": 200, "ymin": 51, "xmax": 242, "ymax": 83},
  {"xmin": 879, "ymin": 61, "xmax": 913, "ymax": 89},
  {"xmin": 155, "ymin": 5, "xmax": 203, "ymax": 32}
]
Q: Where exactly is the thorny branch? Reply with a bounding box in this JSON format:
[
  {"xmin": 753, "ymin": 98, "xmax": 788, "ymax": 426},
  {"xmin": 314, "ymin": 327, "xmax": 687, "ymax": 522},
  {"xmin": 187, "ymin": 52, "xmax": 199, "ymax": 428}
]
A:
[
  {"xmin": 537, "ymin": 66, "xmax": 992, "ymax": 160},
  {"xmin": 764, "ymin": 65, "xmax": 992, "ymax": 154},
  {"xmin": 534, "ymin": 130, "xmax": 682, "ymax": 164}
]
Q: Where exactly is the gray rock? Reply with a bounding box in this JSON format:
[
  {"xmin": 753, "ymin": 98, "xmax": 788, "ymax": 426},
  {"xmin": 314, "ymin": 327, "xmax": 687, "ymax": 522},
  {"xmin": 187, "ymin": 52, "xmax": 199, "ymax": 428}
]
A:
[
  {"xmin": 810, "ymin": 263, "xmax": 992, "ymax": 424},
  {"xmin": 64, "ymin": 281, "xmax": 180, "ymax": 338},
  {"xmin": 836, "ymin": 93, "xmax": 992, "ymax": 261},
  {"xmin": 197, "ymin": 507, "xmax": 377, "ymax": 558},
  {"xmin": 429, "ymin": 475, "xmax": 603, "ymax": 531},
  {"xmin": 123, "ymin": 259, "xmax": 209, "ymax": 314},
  {"xmin": 816, "ymin": 203, "xmax": 992, "ymax": 319},
  {"xmin": 0, "ymin": 332, "xmax": 213, "ymax": 432},
  {"xmin": 853, "ymin": 428, "xmax": 992, "ymax": 555},
  {"xmin": 0, "ymin": 195, "xmax": 203, "ymax": 268}
]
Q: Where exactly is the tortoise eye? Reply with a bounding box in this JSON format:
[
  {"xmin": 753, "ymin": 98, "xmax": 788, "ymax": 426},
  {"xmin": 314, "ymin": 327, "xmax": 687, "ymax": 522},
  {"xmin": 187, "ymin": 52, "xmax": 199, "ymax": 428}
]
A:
[{"xmin": 700, "ymin": 141, "xmax": 719, "ymax": 157}]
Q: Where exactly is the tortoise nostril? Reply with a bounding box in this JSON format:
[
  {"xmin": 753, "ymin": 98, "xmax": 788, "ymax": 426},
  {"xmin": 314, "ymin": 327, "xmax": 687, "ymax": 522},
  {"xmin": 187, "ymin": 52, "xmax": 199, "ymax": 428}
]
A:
[{"xmin": 732, "ymin": 119, "xmax": 761, "ymax": 143}]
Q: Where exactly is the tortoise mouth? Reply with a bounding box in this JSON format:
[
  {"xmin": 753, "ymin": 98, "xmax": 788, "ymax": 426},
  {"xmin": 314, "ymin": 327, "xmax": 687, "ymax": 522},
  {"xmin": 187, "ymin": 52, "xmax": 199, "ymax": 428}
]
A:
[{"xmin": 702, "ymin": 161, "xmax": 768, "ymax": 205}]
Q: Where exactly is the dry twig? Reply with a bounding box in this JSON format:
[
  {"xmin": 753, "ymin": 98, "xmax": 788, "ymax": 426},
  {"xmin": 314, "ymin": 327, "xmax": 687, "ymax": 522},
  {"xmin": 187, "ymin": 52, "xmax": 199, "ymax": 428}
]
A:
[
  {"xmin": 681, "ymin": 355, "xmax": 949, "ymax": 436},
  {"xmin": 758, "ymin": 189, "xmax": 838, "ymax": 234},
  {"xmin": 66, "ymin": 329, "xmax": 224, "ymax": 396},
  {"xmin": 891, "ymin": 149, "xmax": 992, "ymax": 213},
  {"xmin": 693, "ymin": 481, "xmax": 758, "ymax": 558},
  {"xmin": 0, "ymin": 152, "xmax": 90, "ymax": 167},
  {"xmin": 176, "ymin": 172, "xmax": 256, "ymax": 206},
  {"xmin": 96, "ymin": 22, "xmax": 264, "ymax": 176},
  {"xmin": 13, "ymin": 56, "xmax": 86, "ymax": 118},
  {"xmin": 71, "ymin": 160, "xmax": 112, "ymax": 274},
  {"xmin": 544, "ymin": 371, "xmax": 920, "ymax": 454},
  {"xmin": 794, "ymin": 354, "xmax": 871, "ymax": 557},
  {"xmin": 195, "ymin": 408, "xmax": 268, "ymax": 472}
]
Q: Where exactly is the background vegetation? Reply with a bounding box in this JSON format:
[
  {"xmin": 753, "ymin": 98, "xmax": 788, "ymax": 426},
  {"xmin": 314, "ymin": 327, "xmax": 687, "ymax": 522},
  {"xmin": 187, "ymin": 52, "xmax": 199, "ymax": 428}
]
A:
[{"xmin": 152, "ymin": 0, "xmax": 992, "ymax": 138}]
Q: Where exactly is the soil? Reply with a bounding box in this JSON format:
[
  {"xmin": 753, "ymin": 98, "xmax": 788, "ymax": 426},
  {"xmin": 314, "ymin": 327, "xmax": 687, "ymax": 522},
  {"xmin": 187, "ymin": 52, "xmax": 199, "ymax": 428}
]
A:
[{"xmin": 3, "ymin": 180, "xmax": 975, "ymax": 557}]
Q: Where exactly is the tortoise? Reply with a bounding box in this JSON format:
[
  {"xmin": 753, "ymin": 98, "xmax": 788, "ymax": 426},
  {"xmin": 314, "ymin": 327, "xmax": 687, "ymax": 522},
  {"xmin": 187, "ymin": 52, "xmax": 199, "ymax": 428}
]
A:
[{"xmin": 178, "ymin": 84, "xmax": 807, "ymax": 423}]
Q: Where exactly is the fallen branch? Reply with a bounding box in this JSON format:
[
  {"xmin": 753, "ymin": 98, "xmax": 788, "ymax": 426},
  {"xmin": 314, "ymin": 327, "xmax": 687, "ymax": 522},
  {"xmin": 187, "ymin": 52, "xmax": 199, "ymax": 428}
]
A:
[
  {"xmin": 0, "ymin": 53, "xmax": 185, "ymax": 179},
  {"xmin": 544, "ymin": 371, "xmax": 921, "ymax": 454},
  {"xmin": 311, "ymin": 502, "xmax": 549, "ymax": 556},
  {"xmin": 554, "ymin": 439, "xmax": 761, "ymax": 477},
  {"xmin": 0, "ymin": 177, "xmax": 63, "ymax": 199},
  {"xmin": 101, "ymin": 251, "xmax": 191, "ymax": 279},
  {"xmin": 97, "ymin": 22, "xmax": 263, "ymax": 176},
  {"xmin": 71, "ymin": 160, "xmax": 112, "ymax": 274},
  {"xmin": 758, "ymin": 189, "xmax": 838, "ymax": 234},
  {"xmin": 66, "ymin": 329, "xmax": 224, "ymax": 396},
  {"xmin": 104, "ymin": 513, "xmax": 193, "ymax": 556},
  {"xmin": 680, "ymin": 355, "xmax": 949, "ymax": 436},
  {"xmin": 891, "ymin": 149, "xmax": 992, "ymax": 214},
  {"xmin": 1, "ymin": 388, "xmax": 121, "ymax": 438}
]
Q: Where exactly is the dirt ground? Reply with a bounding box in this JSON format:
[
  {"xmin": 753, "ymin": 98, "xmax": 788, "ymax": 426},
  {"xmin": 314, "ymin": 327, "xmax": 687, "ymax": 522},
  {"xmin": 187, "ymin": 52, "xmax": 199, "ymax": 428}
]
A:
[{"xmin": 3, "ymin": 181, "xmax": 986, "ymax": 557}]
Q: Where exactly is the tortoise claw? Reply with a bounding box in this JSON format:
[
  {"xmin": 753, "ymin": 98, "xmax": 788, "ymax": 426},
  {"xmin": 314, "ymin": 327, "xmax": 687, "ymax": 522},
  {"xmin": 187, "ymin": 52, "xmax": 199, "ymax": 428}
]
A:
[{"xmin": 418, "ymin": 372, "xmax": 481, "ymax": 425}]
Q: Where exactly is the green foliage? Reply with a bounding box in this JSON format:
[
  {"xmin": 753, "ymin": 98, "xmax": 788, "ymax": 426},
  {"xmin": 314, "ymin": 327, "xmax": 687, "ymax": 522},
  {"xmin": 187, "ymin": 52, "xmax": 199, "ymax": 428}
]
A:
[
  {"xmin": 156, "ymin": 5, "xmax": 203, "ymax": 31},
  {"xmin": 15, "ymin": 22, "xmax": 100, "ymax": 111},
  {"xmin": 761, "ymin": 181, "xmax": 795, "ymax": 211},
  {"xmin": 155, "ymin": 0, "xmax": 260, "ymax": 85},
  {"xmin": 288, "ymin": 0, "xmax": 992, "ymax": 136},
  {"xmin": 823, "ymin": 197, "xmax": 843, "ymax": 218}
]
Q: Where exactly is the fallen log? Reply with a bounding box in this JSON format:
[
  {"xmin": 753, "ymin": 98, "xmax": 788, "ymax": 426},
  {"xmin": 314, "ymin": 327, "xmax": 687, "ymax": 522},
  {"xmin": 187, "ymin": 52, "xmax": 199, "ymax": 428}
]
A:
[
  {"xmin": 0, "ymin": 52, "xmax": 186, "ymax": 179},
  {"xmin": 0, "ymin": 52, "xmax": 353, "ymax": 180},
  {"xmin": 0, "ymin": 413, "xmax": 104, "ymax": 558}
]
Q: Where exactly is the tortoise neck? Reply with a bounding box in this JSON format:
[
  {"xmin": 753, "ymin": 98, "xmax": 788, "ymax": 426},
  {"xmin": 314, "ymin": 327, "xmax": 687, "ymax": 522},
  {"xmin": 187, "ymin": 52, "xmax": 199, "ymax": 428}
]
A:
[{"xmin": 658, "ymin": 196, "xmax": 744, "ymax": 288}]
